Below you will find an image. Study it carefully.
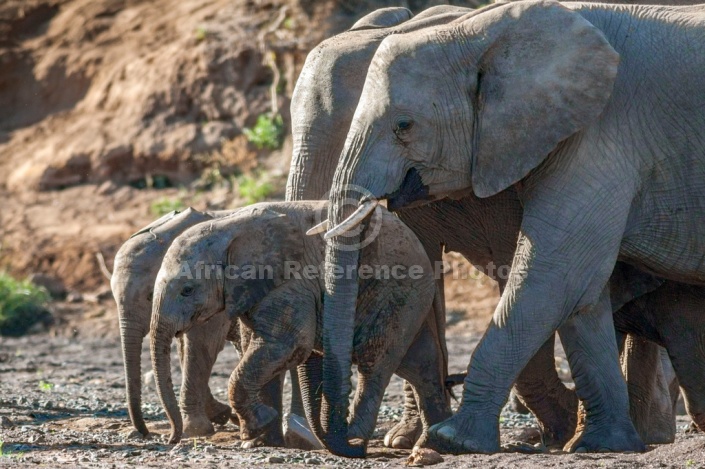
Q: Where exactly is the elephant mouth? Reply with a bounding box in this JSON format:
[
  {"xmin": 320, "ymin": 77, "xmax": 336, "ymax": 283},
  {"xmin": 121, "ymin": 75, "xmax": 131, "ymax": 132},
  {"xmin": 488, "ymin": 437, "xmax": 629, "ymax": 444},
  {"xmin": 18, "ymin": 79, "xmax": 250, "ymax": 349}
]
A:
[
  {"xmin": 174, "ymin": 311, "xmax": 202, "ymax": 338},
  {"xmin": 316, "ymin": 169, "xmax": 431, "ymax": 240},
  {"xmin": 386, "ymin": 168, "xmax": 430, "ymax": 211}
]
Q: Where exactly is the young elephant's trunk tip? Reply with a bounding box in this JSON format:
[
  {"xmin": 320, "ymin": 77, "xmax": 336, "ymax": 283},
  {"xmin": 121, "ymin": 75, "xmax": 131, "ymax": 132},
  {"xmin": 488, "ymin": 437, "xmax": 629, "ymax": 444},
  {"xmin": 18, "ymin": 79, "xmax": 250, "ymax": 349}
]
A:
[
  {"xmin": 120, "ymin": 320, "xmax": 150, "ymax": 437},
  {"xmin": 150, "ymin": 320, "xmax": 184, "ymax": 445}
]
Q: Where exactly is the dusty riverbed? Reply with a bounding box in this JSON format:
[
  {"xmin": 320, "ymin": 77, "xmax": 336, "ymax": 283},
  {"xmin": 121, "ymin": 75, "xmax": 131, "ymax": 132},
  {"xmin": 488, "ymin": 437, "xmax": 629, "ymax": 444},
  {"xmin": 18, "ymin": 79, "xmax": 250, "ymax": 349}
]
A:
[{"xmin": 1, "ymin": 329, "xmax": 704, "ymax": 468}]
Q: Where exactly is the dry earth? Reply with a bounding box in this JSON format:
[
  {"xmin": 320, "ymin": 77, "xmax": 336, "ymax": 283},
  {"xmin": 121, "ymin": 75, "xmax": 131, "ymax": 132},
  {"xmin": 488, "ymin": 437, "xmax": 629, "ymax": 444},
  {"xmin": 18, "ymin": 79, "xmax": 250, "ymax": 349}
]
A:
[
  {"xmin": 1, "ymin": 312, "xmax": 704, "ymax": 468},
  {"xmin": 1, "ymin": 0, "xmax": 705, "ymax": 467}
]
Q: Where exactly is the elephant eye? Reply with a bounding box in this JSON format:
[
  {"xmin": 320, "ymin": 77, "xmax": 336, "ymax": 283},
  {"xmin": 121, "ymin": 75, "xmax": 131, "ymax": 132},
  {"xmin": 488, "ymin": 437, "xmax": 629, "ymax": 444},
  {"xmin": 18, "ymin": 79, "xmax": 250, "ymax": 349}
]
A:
[
  {"xmin": 394, "ymin": 117, "xmax": 414, "ymax": 135},
  {"xmin": 181, "ymin": 285, "xmax": 195, "ymax": 297},
  {"xmin": 146, "ymin": 291, "xmax": 153, "ymax": 302}
]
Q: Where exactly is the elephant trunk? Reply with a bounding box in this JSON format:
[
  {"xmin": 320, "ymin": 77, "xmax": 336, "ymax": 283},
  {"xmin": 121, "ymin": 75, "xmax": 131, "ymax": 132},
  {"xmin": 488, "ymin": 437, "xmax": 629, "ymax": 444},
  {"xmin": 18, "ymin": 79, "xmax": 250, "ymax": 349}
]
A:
[
  {"xmin": 119, "ymin": 314, "xmax": 149, "ymax": 436},
  {"xmin": 150, "ymin": 313, "xmax": 183, "ymax": 444},
  {"xmin": 317, "ymin": 179, "xmax": 367, "ymax": 458},
  {"xmin": 297, "ymin": 354, "xmax": 327, "ymax": 443},
  {"xmin": 286, "ymin": 130, "xmax": 341, "ymax": 201}
]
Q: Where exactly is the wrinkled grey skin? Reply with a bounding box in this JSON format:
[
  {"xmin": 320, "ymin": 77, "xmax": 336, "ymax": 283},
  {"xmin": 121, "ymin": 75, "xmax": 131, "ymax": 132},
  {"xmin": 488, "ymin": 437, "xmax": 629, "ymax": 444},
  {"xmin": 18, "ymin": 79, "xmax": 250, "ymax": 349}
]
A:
[
  {"xmin": 149, "ymin": 201, "xmax": 451, "ymax": 452},
  {"xmin": 112, "ymin": 208, "xmax": 234, "ymax": 438},
  {"xmin": 286, "ymin": 2, "xmax": 692, "ymax": 456},
  {"xmin": 287, "ymin": 4, "xmax": 479, "ymax": 452},
  {"xmin": 614, "ymin": 280, "xmax": 705, "ymax": 433},
  {"xmin": 323, "ymin": 0, "xmax": 705, "ymax": 454},
  {"xmin": 113, "ymin": 209, "xmax": 286, "ymax": 445}
]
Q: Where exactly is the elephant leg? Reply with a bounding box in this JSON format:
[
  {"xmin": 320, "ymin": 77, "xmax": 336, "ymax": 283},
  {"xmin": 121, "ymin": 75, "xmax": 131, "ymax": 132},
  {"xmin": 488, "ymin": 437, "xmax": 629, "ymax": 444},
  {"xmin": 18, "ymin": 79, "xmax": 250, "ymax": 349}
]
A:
[
  {"xmin": 205, "ymin": 390, "xmax": 232, "ymax": 426},
  {"xmin": 289, "ymin": 368, "xmax": 305, "ymax": 416},
  {"xmin": 239, "ymin": 374, "xmax": 285, "ymax": 448},
  {"xmin": 659, "ymin": 315, "xmax": 705, "ymax": 431},
  {"xmin": 512, "ymin": 334, "xmax": 578, "ymax": 448},
  {"xmin": 507, "ymin": 390, "xmax": 530, "ymax": 415},
  {"xmin": 394, "ymin": 319, "xmax": 452, "ymax": 449},
  {"xmin": 347, "ymin": 368, "xmax": 396, "ymax": 444},
  {"xmin": 180, "ymin": 314, "xmax": 231, "ymax": 437},
  {"xmin": 560, "ymin": 288, "xmax": 643, "ymax": 453},
  {"xmin": 383, "ymin": 381, "xmax": 423, "ymax": 449},
  {"xmin": 621, "ymin": 335, "xmax": 675, "ymax": 444},
  {"xmin": 284, "ymin": 367, "xmax": 322, "ymax": 450}
]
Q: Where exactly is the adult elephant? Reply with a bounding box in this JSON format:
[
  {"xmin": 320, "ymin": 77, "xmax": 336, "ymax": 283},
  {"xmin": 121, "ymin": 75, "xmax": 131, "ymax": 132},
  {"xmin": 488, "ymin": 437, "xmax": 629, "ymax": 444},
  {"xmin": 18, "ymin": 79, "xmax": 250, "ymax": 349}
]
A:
[
  {"xmin": 319, "ymin": 0, "xmax": 705, "ymax": 455},
  {"xmin": 287, "ymin": 0, "xmax": 693, "ymax": 456}
]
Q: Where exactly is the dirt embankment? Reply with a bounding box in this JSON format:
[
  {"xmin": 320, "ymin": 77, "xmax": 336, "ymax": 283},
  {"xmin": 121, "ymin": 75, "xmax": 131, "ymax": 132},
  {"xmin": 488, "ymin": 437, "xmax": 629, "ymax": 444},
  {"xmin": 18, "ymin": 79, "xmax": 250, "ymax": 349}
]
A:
[{"xmin": 0, "ymin": 0, "xmax": 488, "ymax": 309}]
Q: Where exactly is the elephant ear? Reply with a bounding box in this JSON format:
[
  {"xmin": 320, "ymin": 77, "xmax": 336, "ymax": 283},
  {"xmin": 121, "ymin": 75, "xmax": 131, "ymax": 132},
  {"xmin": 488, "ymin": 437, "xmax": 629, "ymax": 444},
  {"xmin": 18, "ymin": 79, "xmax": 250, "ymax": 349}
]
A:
[
  {"xmin": 222, "ymin": 209, "xmax": 302, "ymax": 320},
  {"xmin": 349, "ymin": 7, "xmax": 412, "ymax": 31},
  {"xmin": 468, "ymin": 0, "xmax": 620, "ymax": 198}
]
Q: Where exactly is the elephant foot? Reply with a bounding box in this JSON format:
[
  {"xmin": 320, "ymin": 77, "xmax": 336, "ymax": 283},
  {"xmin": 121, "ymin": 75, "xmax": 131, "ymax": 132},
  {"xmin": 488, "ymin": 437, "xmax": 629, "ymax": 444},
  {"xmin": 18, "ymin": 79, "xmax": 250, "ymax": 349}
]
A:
[
  {"xmin": 640, "ymin": 420, "xmax": 675, "ymax": 445},
  {"xmin": 183, "ymin": 414, "xmax": 215, "ymax": 438},
  {"xmin": 384, "ymin": 414, "xmax": 423, "ymax": 449},
  {"xmin": 283, "ymin": 413, "xmax": 323, "ymax": 450},
  {"xmin": 239, "ymin": 404, "xmax": 283, "ymax": 447},
  {"xmin": 507, "ymin": 391, "xmax": 530, "ymax": 415},
  {"xmin": 241, "ymin": 416, "xmax": 285, "ymax": 448},
  {"xmin": 686, "ymin": 420, "xmax": 702, "ymax": 433},
  {"xmin": 563, "ymin": 417, "xmax": 645, "ymax": 453},
  {"xmin": 425, "ymin": 411, "xmax": 500, "ymax": 454},
  {"xmin": 206, "ymin": 399, "xmax": 232, "ymax": 426}
]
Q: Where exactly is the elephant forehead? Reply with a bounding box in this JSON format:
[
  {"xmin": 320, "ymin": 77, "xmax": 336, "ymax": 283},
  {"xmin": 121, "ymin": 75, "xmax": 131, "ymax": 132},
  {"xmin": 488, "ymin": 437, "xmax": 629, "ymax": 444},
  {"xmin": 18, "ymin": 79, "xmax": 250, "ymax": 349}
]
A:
[{"xmin": 377, "ymin": 30, "xmax": 442, "ymax": 68}]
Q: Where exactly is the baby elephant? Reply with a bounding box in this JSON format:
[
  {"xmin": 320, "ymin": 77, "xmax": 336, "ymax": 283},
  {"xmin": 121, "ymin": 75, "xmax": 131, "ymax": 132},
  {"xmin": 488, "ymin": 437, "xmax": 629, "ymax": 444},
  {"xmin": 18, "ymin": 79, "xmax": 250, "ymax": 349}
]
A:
[
  {"xmin": 150, "ymin": 201, "xmax": 451, "ymax": 454},
  {"xmin": 111, "ymin": 208, "xmax": 234, "ymax": 437}
]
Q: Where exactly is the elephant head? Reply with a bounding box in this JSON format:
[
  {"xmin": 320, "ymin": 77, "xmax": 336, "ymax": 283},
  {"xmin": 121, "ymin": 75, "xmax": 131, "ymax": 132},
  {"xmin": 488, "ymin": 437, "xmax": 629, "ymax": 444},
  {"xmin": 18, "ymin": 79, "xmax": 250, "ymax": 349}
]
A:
[
  {"xmin": 111, "ymin": 208, "xmax": 213, "ymax": 436},
  {"xmin": 286, "ymin": 5, "xmax": 474, "ymax": 201},
  {"xmin": 149, "ymin": 204, "xmax": 307, "ymax": 444},
  {"xmin": 287, "ymin": 6, "xmax": 477, "ymax": 457},
  {"xmin": 316, "ymin": 0, "xmax": 620, "ymax": 454}
]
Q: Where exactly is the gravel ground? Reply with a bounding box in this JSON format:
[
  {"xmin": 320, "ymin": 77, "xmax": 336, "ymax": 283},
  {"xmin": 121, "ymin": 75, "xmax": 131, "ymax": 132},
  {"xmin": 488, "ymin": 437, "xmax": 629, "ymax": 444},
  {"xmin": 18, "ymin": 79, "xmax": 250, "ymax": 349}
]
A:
[{"xmin": 1, "ymin": 332, "xmax": 704, "ymax": 468}]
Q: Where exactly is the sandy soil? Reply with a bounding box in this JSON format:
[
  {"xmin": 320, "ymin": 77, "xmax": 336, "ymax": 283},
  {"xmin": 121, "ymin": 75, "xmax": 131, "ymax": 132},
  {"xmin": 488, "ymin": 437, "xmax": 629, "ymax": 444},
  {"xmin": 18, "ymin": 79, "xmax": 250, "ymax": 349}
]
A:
[{"xmin": 1, "ymin": 312, "xmax": 704, "ymax": 468}]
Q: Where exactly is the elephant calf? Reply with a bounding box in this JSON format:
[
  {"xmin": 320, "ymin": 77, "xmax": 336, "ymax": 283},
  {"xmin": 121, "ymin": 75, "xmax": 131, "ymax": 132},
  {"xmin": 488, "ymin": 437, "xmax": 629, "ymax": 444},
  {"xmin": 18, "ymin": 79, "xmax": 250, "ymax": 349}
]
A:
[
  {"xmin": 112, "ymin": 208, "xmax": 235, "ymax": 438},
  {"xmin": 150, "ymin": 201, "xmax": 452, "ymax": 453}
]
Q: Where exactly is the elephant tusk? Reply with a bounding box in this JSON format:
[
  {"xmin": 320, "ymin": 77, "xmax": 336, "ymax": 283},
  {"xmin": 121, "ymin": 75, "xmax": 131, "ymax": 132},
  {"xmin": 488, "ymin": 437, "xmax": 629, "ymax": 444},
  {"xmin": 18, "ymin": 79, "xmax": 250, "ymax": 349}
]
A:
[
  {"xmin": 324, "ymin": 199, "xmax": 379, "ymax": 240},
  {"xmin": 306, "ymin": 220, "xmax": 329, "ymax": 236}
]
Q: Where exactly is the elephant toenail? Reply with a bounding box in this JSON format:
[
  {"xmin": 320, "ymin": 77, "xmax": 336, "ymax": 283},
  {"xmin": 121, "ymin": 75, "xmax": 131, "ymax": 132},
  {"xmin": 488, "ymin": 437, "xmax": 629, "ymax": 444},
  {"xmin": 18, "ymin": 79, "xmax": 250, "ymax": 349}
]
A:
[
  {"xmin": 574, "ymin": 446, "xmax": 588, "ymax": 453},
  {"xmin": 437, "ymin": 426, "xmax": 456, "ymax": 440},
  {"xmin": 392, "ymin": 436, "xmax": 413, "ymax": 449}
]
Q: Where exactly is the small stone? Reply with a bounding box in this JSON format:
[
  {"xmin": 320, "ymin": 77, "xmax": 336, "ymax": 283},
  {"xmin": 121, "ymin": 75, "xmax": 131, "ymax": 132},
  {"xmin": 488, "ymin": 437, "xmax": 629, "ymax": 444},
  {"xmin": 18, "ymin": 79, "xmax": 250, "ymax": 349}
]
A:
[
  {"xmin": 267, "ymin": 456, "xmax": 285, "ymax": 464},
  {"xmin": 66, "ymin": 292, "xmax": 83, "ymax": 303},
  {"xmin": 170, "ymin": 443, "xmax": 191, "ymax": 454},
  {"xmin": 203, "ymin": 446, "xmax": 217, "ymax": 453},
  {"xmin": 43, "ymin": 401, "xmax": 54, "ymax": 409},
  {"xmin": 143, "ymin": 371, "xmax": 154, "ymax": 389},
  {"xmin": 406, "ymin": 447, "xmax": 443, "ymax": 466},
  {"xmin": 305, "ymin": 458, "xmax": 322, "ymax": 465},
  {"xmin": 124, "ymin": 430, "xmax": 144, "ymax": 440},
  {"xmin": 0, "ymin": 416, "xmax": 14, "ymax": 428}
]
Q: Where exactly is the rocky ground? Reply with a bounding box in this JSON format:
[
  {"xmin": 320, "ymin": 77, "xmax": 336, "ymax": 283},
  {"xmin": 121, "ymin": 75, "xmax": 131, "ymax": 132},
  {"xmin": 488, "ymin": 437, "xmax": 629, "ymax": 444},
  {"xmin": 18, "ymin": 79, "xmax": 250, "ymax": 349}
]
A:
[
  {"xmin": 1, "ymin": 0, "xmax": 705, "ymax": 466},
  {"xmin": 1, "ymin": 303, "xmax": 704, "ymax": 468}
]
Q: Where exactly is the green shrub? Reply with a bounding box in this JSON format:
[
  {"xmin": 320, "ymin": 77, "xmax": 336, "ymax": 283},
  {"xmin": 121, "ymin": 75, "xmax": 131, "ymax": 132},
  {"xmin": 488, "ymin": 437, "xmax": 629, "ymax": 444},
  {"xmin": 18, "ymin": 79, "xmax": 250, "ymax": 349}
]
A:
[
  {"xmin": 237, "ymin": 173, "xmax": 274, "ymax": 205},
  {"xmin": 39, "ymin": 380, "xmax": 54, "ymax": 392},
  {"xmin": 194, "ymin": 26, "xmax": 208, "ymax": 42},
  {"xmin": 0, "ymin": 273, "xmax": 51, "ymax": 336},
  {"xmin": 243, "ymin": 114, "xmax": 284, "ymax": 150},
  {"xmin": 150, "ymin": 197, "xmax": 185, "ymax": 217}
]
